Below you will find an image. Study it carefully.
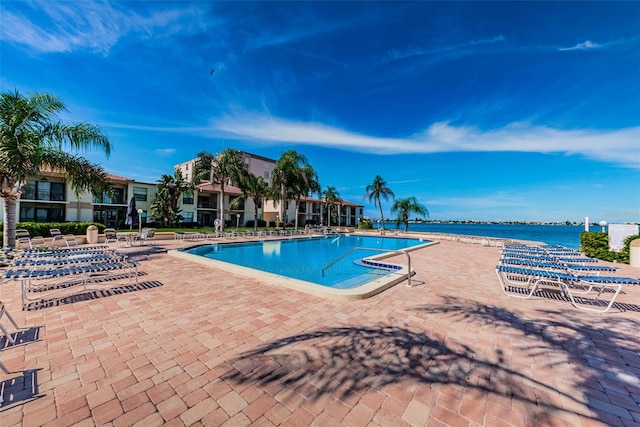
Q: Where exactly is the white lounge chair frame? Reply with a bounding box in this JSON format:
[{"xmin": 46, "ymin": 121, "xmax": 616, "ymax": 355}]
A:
[
  {"xmin": 50, "ymin": 228, "xmax": 66, "ymax": 247},
  {"xmin": 496, "ymin": 266, "xmax": 627, "ymax": 313},
  {"xmin": 3, "ymin": 247, "xmax": 139, "ymax": 310},
  {"xmin": 0, "ymin": 302, "xmax": 23, "ymax": 374}
]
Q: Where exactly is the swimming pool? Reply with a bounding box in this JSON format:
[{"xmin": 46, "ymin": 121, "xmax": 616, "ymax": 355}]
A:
[{"xmin": 173, "ymin": 234, "xmax": 433, "ymax": 298}]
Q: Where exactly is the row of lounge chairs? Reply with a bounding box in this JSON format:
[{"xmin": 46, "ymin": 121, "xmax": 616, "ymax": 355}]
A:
[
  {"xmin": 15, "ymin": 228, "xmax": 80, "ymax": 249},
  {"xmin": 2, "ymin": 245, "xmax": 139, "ymax": 311},
  {"xmin": 496, "ymin": 243, "xmax": 640, "ymax": 313}
]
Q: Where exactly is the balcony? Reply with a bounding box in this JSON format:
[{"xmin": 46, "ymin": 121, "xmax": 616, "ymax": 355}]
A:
[{"xmin": 93, "ymin": 196, "xmax": 126, "ymax": 205}]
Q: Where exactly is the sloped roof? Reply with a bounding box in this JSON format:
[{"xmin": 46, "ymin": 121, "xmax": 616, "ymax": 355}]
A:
[
  {"xmin": 195, "ymin": 182, "xmax": 243, "ymax": 195},
  {"xmin": 106, "ymin": 173, "xmax": 134, "ymax": 182}
]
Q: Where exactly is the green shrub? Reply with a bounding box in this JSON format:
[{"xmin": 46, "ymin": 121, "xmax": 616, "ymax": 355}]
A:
[
  {"xmin": 580, "ymin": 231, "xmax": 637, "ymax": 264},
  {"xmin": 358, "ymin": 220, "xmax": 373, "ymax": 230}
]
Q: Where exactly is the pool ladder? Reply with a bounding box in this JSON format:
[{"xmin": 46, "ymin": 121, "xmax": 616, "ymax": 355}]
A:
[{"xmin": 321, "ymin": 247, "xmax": 414, "ymax": 287}]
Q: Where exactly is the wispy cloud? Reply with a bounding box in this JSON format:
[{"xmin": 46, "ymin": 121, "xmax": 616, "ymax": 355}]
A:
[
  {"xmin": 558, "ymin": 40, "xmax": 602, "ymax": 51},
  {"xmin": 155, "ymin": 148, "xmax": 177, "ymax": 156},
  {"xmin": 212, "ymin": 115, "xmax": 640, "ymax": 169},
  {"xmin": 0, "ymin": 1, "xmax": 207, "ymax": 55},
  {"xmin": 428, "ymin": 193, "xmax": 533, "ymax": 209},
  {"xmin": 557, "ymin": 37, "xmax": 640, "ymax": 52},
  {"xmin": 388, "ymin": 35, "xmax": 506, "ymax": 60}
]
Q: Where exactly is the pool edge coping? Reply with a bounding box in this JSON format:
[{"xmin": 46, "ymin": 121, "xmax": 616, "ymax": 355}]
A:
[{"xmin": 167, "ymin": 239, "xmax": 439, "ymax": 300}]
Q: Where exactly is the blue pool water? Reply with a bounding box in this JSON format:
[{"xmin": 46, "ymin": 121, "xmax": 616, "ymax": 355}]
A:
[{"xmin": 184, "ymin": 235, "xmax": 429, "ymax": 289}]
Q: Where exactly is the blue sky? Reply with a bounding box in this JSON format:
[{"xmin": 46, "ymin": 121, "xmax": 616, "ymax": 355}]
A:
[{"xmin": 1, "ymin": 1, "xmax": 639, "ymax": 223}]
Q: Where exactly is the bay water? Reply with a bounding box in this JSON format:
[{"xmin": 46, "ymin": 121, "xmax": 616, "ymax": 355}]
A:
[{"xmin": 398, "ymin": 223, "xmax": 586, "ymax": 249}]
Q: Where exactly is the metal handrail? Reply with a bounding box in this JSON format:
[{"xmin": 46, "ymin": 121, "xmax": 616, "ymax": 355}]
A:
[{"xmin": 321, "ymin": 246, "xmax": 413, "ymax": 287}]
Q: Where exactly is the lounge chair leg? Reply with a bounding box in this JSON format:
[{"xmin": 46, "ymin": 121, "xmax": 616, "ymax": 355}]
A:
[
  {"xmin": 0, "ymin": 322, "xmax": 16, "ymax": 345},
  {"xmin": 0, "ymin": 359, "xmax": 10, "ymax": 375},
  {"xmin": 0, "ymin": 304, "xmax": 20, "ymax": 329}
]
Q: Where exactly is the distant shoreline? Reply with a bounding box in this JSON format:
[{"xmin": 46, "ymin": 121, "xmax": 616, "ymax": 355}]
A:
[{"xmin": 369, "ymin": 220, "xmax": 639, "ymax": 226}]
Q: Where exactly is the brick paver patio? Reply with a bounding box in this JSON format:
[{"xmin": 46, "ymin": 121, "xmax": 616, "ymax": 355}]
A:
[{"xmin": 1, "ymin": 236, "xmax": 639, "ymax": 426}]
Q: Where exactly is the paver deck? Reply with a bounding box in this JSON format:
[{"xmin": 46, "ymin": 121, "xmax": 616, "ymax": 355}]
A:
[{"xmin": 1, "ymin": 236, "xmax": 639, "ymax": 426}]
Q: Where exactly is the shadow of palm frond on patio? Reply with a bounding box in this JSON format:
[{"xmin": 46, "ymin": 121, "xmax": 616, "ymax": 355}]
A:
[
  {"xmin": 221, "ymin": 323, "xmax": 597, "ymax": 425},
  {"xmin": 413, "ymin": 296, "xmax": 640, "ymax": 426}
]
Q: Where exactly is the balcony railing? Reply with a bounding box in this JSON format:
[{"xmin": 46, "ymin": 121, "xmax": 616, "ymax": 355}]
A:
[{"xmin": 93, "ymin": 196, "xmax": 126, "ymax": 205}]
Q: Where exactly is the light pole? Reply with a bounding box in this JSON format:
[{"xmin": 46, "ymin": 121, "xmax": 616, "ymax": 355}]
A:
[
  {"xmin": 236, "ymin": 213, "xmax": 241, "ymax": 229},
  {"xmin": 599, "ymin": 220, "xmax": 608, "ymax": 232},
  {"xmin": 137, "ymin": 209, "xmax": 143, "ymax": 233}
]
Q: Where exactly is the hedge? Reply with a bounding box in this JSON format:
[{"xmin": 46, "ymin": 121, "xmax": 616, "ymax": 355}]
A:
[{"xmin": 580, "ymin": 231, "xmax": 639, "ymax": 264}]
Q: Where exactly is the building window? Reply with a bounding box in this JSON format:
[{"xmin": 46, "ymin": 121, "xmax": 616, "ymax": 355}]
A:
[
  {"xmin": 263, "ymin": 171, "xmax": 269, "ymax": 179},
  {"xmin": 183, "ymin": 194, "xmax": 194, "ymax": 204},
  {"xmin": 94, "ymin": 188, "xmax": 125, "ymax": 204},
  {"xmin": 197, "ymin": 195, "xmax": 213, "ymax": 209},
  {"xmin": 133, "ymin": 187, "xmax": 147, "ymax": 202},
  {"xmin": 19, "ymin": 203, "xmax": 65, "ymax": 222},
  {"xmin": 182, "ymin": 212, "xmax": 194, "ymax": 222},
  {"xmin": 20, "ymin": 180, "xmax": 65, "ymax": 201},
  {"xmin": 22, "ymin": 181, "xmax": 36, "ymax": 200}
]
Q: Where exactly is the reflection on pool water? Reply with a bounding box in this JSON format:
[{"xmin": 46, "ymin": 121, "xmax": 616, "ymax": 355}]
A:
[{"xmin": 183, "ymin": 234, "xmax": 430, "ymax": 289}]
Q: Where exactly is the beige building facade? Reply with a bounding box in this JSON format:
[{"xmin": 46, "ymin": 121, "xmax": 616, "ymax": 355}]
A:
[
  {"xmin": 176, "ymin": 152, "xmax": 363, "ymax": 228},
  {"xmin": 1, "ymin": 152, "xmax": 363, "ymax": 229},
  {"xmin": 0, "ymin": 172, "xmax": 157, "ymax": 229}
]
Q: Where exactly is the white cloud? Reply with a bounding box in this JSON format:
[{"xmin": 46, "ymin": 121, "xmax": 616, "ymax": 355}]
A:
[
  {"xmin": 388, "ymin": 35, "xmax": 505, "ymax": 60},
  {"xmin": 428, "ymin": 193, "xmax": 532, "ymax": 209},
  {"xmin": 0, "ymin": 1, "xmax": 207, "ymax": 55},
  {"xmin": 212, "ymin": 115, "xmax": 640, "ymax": 169},
  {"xmin": 558, "ymin": 40, "xmax": 602, "ymax": 51},
  {"xmin": 155, "ymin": 148, "xmax": 177, "ymax": 156},
  {"xmin": 556, "ymin": 37, "xmax": 640, "ymax": 52}
]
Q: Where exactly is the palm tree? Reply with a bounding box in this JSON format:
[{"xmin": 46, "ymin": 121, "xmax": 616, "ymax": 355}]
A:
[
  {"xmin": 364, "ymin": 175, "xmax": 395, "ymax": 231},
  {"xmin": 192, "ymin": 148, "xmax": 246, "ymax": 227},
  {"xmin": 151, "ymin": 169, "xmax": 193, "ymax": 227},
  {"xmin": 271, "ymin": 150, "xmax": 308, "ymax": 229},
  {"xmin": 292, "ymin": 163, "xmax": 320, "ymax": 230},
  {"xmin": 322, "ymin": 186, "xmax": 341, "ymax": 227},
  {"xmin": 391, "ymin": 196, "xmax": 429, "ymax": 232},
  {"xmin": 230, "ymin": 172, "xmax": 269, "ymax": 231},
  {"xmin": 0, "ymin": 90, "xmax": 112, "ymax": 248}
]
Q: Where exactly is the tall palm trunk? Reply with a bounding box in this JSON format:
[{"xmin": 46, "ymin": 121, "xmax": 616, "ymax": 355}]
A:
[
  {"xmin": 294, "ymin": 196, "xmax": 301, "ymax": 230},
  {"xmin": 280, "ymin": 182, "xmax": 286, "ymax": 229},
  {"xmin": 253, "ymin": 202, "xmax": 259, "ymax": 231},
  {"xmin": 2, "ymin": 196, "xmax": 18, "ymax": 248},
  {"xmin": 219, "ymin": 186, "xmax": 226, "ymax": 227},
  {"xmin": 378, "ymin": 202, "xmax": 385, "ymax": 230}
]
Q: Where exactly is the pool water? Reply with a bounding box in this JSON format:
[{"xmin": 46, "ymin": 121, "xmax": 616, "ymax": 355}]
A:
[{"xmin": 184, "ymin": 235, "xmax": 429, "ymax": 288}]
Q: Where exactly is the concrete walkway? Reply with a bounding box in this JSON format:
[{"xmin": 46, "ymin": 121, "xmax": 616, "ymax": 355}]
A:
[{"xmin": 1, "ymin": 237, "xmax": 639, "ymax": 426}]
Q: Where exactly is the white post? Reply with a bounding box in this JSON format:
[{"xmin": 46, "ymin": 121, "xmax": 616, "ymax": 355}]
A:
[{"xmin": 584, "ymin": 216, "xmax": 589, "ymax": 232}]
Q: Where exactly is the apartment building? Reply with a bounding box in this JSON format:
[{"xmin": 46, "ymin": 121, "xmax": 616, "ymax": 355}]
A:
[
  {"xmin": 176, "ymin": 152, "xmax": 364, "ymax": 228},
  {"xmin": 0, "ymin": 171, "xmax": 157, "ymax": 228},
  {"xmin": 1, "ymin": 152, "xmax": 364, "ymax": 228}
]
